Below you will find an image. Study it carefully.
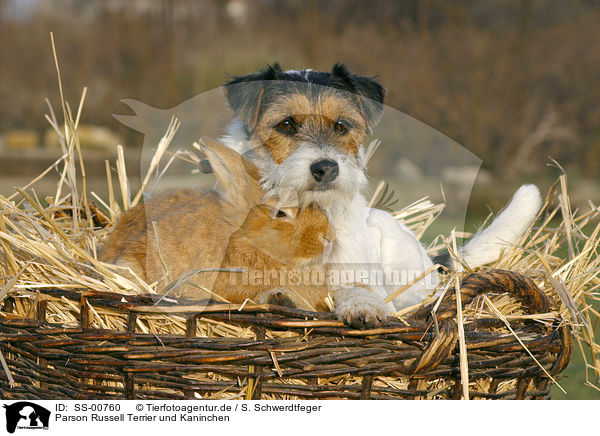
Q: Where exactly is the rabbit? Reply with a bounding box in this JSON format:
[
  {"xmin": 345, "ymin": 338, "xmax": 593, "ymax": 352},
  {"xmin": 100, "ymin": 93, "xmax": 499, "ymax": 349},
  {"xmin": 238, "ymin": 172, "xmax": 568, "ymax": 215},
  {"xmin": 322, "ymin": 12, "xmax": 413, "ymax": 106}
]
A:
[{"xmin": 99, "ymin": 137, "xmax": 334, "ymax": 311}]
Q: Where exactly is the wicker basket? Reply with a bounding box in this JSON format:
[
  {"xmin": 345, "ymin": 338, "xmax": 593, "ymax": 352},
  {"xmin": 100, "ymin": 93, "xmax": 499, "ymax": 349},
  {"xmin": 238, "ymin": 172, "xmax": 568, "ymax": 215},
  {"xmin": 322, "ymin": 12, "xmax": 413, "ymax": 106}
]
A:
[{"xmin": 0, "ymin": 269, "xmax": 572, "ymax": 400}]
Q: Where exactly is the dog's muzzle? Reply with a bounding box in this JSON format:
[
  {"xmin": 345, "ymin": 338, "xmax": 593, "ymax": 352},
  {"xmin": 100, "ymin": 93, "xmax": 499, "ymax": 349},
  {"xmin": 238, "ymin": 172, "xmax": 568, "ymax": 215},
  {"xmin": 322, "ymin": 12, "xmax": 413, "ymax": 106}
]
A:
[{"xmin": 310, "ymin": 159, "xmax": 339, "ymax": 184}]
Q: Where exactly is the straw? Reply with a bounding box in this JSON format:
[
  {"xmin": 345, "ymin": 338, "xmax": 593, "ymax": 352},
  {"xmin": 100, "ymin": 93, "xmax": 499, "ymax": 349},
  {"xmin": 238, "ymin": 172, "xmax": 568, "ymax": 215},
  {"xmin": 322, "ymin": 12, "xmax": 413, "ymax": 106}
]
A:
[
  {"xmin": 454, "ymin": 275, "xmax": 469, "ymax": 400},
  {"xmin": 131, "ymin": 117, "xmax": 181, "ymax": 208}
]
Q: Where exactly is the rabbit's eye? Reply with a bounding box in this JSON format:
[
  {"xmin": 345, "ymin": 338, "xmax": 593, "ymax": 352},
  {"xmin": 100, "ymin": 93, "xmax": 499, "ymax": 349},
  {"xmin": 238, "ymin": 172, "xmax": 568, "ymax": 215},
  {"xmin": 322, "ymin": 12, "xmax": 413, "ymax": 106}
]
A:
[
  {"xmin": 270, "ymin": 206, "xmax": 297, "ymax": 219},
  {"xmin": 275, "ymin": 117, "xmax": 298, "ymax": 135}
]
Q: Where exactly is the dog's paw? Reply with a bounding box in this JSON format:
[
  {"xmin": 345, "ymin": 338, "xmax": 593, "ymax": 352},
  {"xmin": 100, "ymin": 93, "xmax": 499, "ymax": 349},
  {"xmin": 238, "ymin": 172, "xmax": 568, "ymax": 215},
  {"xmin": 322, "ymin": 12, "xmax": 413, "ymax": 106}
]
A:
[{"xmin": 334, "ymin": 288, "xmax": 389, "ymax": 329}]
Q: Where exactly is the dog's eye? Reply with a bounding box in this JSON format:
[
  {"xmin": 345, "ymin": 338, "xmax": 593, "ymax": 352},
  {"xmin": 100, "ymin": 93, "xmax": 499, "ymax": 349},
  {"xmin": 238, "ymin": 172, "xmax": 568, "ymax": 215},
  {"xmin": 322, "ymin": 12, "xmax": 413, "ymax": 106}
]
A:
[
  {"xmin": 275, "ymin": 117, "xmax": 297, "ymax": 134},
  {"xmin": 274, "ymin": 209, "xmax": 287, "ymax": 218},
  {"xmin": 334, "ymin": 120, "xmax": 349, "ymax": 134}
]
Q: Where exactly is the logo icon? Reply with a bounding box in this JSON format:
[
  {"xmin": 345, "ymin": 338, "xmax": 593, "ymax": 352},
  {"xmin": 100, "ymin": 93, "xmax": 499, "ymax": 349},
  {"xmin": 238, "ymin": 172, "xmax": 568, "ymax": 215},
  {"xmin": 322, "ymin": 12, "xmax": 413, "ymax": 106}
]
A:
[{"xmin": 3, "ymin": 402, "xmax": 50, "ymax": 434}]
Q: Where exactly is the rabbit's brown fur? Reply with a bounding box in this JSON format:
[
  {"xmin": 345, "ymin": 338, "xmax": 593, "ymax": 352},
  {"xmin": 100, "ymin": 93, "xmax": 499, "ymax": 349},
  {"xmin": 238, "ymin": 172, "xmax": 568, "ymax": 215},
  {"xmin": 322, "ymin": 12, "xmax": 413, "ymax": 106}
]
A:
[{"xmin": 99, "ymin": 137, "xmax": 333, "ymax": 311}]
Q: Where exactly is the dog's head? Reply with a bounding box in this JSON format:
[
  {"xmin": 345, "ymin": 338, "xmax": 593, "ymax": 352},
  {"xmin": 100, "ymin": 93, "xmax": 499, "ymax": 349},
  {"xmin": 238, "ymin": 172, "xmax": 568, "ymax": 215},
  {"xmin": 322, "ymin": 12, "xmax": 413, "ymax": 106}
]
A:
[{"xmin": 223, "ymin": 63, "xmax": 385, "ymax": 208}]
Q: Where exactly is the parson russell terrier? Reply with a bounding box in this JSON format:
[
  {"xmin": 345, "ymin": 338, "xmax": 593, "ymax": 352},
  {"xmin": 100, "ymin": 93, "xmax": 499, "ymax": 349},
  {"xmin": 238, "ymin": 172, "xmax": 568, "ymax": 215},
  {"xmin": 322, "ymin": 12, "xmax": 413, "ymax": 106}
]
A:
[{"xmin": 220, "ymin": 63, "xmax": 542, "ymax": 328}]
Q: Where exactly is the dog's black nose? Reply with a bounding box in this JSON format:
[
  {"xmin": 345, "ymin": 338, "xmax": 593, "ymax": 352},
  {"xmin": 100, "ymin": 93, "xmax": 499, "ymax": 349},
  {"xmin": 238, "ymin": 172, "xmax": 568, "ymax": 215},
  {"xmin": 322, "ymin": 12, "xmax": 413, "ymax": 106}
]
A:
[{"xmin": 310, "ymin": 159, "xmax": 339, "ymax": 183}]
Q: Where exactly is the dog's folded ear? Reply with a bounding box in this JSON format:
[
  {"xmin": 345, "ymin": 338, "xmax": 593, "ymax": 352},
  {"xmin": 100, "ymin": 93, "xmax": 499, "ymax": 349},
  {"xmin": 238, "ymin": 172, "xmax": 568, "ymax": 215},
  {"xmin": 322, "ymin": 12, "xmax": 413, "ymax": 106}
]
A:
[
  {"xmin": 331, "ymin": 63, "xmax": 386, "ymax": 132},
  {"xmin": 224, "ymin": 63, "xmax": 283, "ymax": 131}
]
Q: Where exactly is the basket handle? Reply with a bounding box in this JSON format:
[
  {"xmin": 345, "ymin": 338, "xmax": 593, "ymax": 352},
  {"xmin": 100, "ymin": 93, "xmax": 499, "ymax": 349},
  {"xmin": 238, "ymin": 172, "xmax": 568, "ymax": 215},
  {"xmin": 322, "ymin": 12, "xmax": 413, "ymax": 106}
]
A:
[
  {"xmin": 408, "ymin": 269, "xmax": 553, "ymax": 374},
  {"xmin": 412, "ymin": 269, "xmax": 551, "ymax": 322}
]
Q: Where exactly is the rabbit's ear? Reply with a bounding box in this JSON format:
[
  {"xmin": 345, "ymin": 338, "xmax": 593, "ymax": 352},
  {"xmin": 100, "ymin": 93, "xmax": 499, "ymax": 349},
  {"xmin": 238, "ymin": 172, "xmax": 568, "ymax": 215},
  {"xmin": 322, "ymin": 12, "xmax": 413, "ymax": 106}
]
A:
[{"xmin": 197, "ymin": 136, "xmax": 262, "ymax": 205}]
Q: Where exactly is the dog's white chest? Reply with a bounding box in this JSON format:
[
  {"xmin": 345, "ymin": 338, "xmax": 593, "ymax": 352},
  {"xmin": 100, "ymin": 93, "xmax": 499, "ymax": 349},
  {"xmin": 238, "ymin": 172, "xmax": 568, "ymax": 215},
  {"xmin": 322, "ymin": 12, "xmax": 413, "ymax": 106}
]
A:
[
  {"xmin": 328, "ymin": 198, "xmax": 379, "ymax": 265},
  {"xmin": 327, "ymin": 197, "xmax": 438, "ymax": 309}
]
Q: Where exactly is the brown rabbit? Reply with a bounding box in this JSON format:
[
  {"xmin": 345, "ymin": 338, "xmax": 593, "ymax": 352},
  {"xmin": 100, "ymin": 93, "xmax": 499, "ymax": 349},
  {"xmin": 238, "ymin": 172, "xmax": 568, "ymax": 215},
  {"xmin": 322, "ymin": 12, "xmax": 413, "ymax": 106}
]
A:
[{"xmin": 99, "ymin": 137, "xmax": 333, "ymax": 311}]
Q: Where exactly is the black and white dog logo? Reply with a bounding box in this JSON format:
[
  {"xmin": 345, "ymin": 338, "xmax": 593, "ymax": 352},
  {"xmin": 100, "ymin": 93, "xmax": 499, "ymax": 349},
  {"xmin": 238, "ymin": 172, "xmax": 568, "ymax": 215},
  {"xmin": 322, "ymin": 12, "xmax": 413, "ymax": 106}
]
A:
[{"xmin": 3, "ymin": 402, "xmax": 50, "ymax": 433}]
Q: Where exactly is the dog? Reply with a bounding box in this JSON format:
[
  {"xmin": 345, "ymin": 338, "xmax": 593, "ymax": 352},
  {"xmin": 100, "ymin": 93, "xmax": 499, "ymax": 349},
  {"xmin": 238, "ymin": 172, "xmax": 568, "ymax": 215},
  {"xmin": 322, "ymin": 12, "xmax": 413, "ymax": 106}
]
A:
[{"xmin": 220, "ymin": 63, "xmax": 542, "ymax": 328}]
